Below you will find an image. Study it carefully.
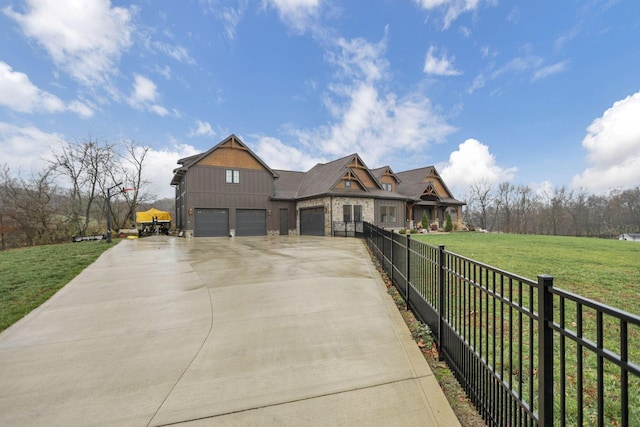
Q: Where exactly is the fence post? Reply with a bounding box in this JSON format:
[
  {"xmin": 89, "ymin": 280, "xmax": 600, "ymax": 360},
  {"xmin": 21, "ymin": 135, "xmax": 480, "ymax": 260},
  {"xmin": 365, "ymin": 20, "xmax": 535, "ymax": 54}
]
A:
[
  {"xmin": 537, "ymin": 275, "xmax": 554, "ymax": 427},
  {"xmin": 438, "ymin": 244, "xmax": 445, "ymax": 357},
  {"xmin": 390, "ymin": 230, "xmax": 394, "ymax": 284},
  {"xmin": 406, "ymin": 234, "xmax": 411, "ymax": 311}
]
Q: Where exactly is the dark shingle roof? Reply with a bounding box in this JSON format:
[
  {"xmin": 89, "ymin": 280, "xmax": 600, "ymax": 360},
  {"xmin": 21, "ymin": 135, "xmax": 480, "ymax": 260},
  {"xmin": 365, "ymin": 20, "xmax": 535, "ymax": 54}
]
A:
[
  {"xmin": 396, "ymin": 166, "xmax": 464, "ymax": 205},
  {"xmin": 273, "ymin": 170, "xmax": 305, "ymax": 199},
  {"xmin": 371, "ymin": 166, "xmax": 401, "ymax": 183},
  {"xmin": 296, "ymin": 154, "xmax": 360, "ymax": 198}
]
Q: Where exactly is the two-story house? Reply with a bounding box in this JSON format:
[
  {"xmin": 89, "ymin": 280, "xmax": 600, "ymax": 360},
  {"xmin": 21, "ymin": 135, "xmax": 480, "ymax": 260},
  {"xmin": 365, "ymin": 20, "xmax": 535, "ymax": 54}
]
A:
[{"xmin": 170, "ymin": 134, "xmax": 464, "ymax": 237}]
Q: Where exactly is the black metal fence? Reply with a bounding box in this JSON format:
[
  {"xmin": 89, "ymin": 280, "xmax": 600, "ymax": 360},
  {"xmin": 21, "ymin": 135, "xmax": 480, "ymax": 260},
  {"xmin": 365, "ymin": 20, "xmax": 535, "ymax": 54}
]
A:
[
  {"xmin": 363, "ymin": 222, "xmax": 640, "ymax": 427},
  {"xmin": 332, "ymin": 221, "xmax": 363, "ymax": 237}
]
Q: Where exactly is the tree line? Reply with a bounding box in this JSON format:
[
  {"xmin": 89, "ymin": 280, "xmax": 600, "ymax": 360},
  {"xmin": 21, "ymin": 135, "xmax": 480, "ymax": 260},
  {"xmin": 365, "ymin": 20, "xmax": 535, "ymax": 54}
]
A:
[
  {"xmin": 0, "ymin": 136, "xmax": 158, "ymax": 249},
  {"xmin": 463, "ymin": 181, "xmax": 640, "ymax": 237},
  {"xmin": 3, "ymin": 137, "xmax": 639, "ymax": 250}
]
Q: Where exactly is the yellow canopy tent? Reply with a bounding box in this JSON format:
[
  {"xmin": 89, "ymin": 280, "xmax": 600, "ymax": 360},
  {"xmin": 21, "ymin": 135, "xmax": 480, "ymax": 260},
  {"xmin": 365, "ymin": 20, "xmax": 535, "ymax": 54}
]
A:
[{"xmin": 135, "ymin": 208, "xmax": 172, "ymax": 224}]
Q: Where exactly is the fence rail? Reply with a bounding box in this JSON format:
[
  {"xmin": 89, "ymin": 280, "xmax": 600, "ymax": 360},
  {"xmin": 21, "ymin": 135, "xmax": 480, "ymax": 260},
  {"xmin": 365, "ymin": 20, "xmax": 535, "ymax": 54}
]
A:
[{"xmin": 363, "ymin": 223, "xmax": 640, "ymax": 427}]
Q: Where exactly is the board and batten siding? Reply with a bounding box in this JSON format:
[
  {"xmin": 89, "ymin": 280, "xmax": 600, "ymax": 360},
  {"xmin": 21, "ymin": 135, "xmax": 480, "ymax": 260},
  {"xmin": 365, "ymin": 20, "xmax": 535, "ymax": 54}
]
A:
[
  {"xmin": 374, "ymin": 199, "xmax": 406, "ymax": 229},
  {"xmin": 183, "ymin": 165, "xmax": 275, "ymax": 233}
]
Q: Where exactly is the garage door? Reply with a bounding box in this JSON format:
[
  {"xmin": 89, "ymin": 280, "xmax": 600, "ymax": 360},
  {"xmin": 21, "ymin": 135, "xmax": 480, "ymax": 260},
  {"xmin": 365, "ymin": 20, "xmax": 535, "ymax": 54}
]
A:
[
  {"xmin": 300, "ymin": 207, "xmax": 325, "ymax": 236},
  {"xmin": 194, "ymin": 208, "xmax": 229, "ymax": 237},
  {"xmin": 236, "ymin": 209, "xmax": 266, "ymax": 236}
]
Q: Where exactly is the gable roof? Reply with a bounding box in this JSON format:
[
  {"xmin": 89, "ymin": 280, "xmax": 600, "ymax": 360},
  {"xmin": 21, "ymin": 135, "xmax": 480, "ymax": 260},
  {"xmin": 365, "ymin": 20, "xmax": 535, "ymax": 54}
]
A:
[
  {"xmin": 170, "ymin": 134, "xmax": 278, "ymax": 185},
  {"xmin": 296, "ymin": 154, "xmax": 362, "ymax": 198},
  {"xmin": 371, "ymin": 166, "xmax": 401, "ymax": 183},
  {"xmin": 171, "ymin": 135, "xmax": 463, "ymax": 205},
  {"xmin": 396, "ymin": 166, "xmax": 465, "ymax": 205}
]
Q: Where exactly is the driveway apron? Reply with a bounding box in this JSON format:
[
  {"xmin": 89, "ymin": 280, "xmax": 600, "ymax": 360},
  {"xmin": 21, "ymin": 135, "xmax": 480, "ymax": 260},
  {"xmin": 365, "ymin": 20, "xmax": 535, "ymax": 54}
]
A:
[{"xmin": 0, "ymin": 236, "xmax": 460, "ymax": 427}]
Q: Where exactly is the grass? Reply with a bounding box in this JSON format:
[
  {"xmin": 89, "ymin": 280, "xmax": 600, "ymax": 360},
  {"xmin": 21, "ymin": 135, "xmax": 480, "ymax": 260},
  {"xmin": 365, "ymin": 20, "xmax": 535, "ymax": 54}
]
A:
[
  {"xmin": 407, "ymin": 232, "xmax": 640, "ymax": 426},
  {"xmin": 414, "ymin": 232, "xmax": 640, "ymax": 315},
  {"xmin": 0, "ymin": 241, "xmax": 116, "ymax": 332}
]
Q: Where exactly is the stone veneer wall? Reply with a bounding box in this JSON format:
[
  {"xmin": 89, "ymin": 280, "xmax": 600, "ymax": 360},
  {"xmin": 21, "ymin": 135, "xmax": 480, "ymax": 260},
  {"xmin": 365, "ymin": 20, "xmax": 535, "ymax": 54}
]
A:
[
  {"xmin": 331, "ymin": 197, "xmax": 375, "ymax": 224},
  {"xmin": 296, "ymin": 196, "xmax": 377, "ymax": 235},
  {"xmin": 296, "ymin": 197, "xmax": 331, "ymax": 235}
]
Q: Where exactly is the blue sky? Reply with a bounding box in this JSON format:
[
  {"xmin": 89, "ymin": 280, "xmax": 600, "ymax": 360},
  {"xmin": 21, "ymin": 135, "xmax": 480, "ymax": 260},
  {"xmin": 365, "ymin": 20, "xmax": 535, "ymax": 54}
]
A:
[{"xmin": 1, "ymin": 0, "xmax": 639, "ymax": 200}]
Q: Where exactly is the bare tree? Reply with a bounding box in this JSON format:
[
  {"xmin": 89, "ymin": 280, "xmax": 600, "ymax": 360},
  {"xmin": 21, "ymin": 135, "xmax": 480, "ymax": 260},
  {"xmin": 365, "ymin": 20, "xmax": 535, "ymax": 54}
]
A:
[
  {"xmin": 51, "ymin": 135, "xmax": 115, "ymax": 235},
  {"xmin": 468, "ymin": 180, "xmax": 496, "ymax": 230},
  {"xmin": 565, "ymin": 188, "xmax": 589, "ymax": 236},
  {"xmin": 0, "ymin": 166, "xmax": 60, "ymax": 246},
  {"xmin": 496, "ymin": 182, "xmax": 517, "ymax": 233},
  {"xmin": 109, "ymin": 141, "xmax": 155, "ymax": 229},
  {"xmin": 0, "ymin": 165, "xmax": 17, "ymax": 249}
]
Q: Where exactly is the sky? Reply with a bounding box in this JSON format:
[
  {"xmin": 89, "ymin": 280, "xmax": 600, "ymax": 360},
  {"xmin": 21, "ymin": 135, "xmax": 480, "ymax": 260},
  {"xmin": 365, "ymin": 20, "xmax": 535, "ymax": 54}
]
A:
[{"xmin": 1, "ymin": 0, "xmax": 639, "ymax": 200}]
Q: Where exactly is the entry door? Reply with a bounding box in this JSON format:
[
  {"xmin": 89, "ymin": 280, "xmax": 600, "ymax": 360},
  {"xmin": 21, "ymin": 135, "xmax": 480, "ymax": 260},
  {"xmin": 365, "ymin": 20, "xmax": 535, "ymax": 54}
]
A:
[{"xmin": 279, "ymin": 209, "xmax": 289, "ymax": 235}]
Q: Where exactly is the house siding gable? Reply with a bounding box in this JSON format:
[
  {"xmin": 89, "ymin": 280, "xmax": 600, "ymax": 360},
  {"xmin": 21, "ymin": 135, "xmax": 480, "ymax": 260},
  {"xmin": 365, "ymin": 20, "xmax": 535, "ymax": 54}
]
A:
[
  {"xmin": 379, "ymin": 174, "xmax": 396, "ymax": 192},
  {"xmin": 423, "ymin": 171, "xmax": 452, "ymax": 198},
  {"xmin": 197, "ymin": 144, "xmax": 267, "ymax": 171}
]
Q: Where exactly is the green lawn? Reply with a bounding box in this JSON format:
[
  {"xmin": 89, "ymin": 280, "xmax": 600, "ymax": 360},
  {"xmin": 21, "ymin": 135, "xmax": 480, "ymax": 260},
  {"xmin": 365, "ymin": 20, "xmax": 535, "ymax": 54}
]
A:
[
  {"xmin": 414, "ymin": 232, "xmax": 640, "ymax": 316},
  {"xmin": 0, "ymin": 241, "xmax": 116, "ymax": 332},
  {"xmin": 412, "ymin": 232, "xmax": 640, "ymax": 425}
]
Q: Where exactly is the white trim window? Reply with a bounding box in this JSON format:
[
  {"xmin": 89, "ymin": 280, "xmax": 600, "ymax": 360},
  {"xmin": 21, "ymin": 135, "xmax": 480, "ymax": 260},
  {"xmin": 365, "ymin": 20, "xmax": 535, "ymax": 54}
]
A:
[{"xmin": 225, "ymin": 169, "xmax": 240, "ymax": 184}]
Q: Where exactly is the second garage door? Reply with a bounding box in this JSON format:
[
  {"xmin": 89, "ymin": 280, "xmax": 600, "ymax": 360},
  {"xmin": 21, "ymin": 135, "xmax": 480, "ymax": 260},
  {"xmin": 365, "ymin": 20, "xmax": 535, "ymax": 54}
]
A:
[
  {"xmin": 300, "ymin": 207, "xmax": 325, "ymax": 236},
  {"xmin": 236, "ymin": 209, "xmax": 267, "ymax": 236}
]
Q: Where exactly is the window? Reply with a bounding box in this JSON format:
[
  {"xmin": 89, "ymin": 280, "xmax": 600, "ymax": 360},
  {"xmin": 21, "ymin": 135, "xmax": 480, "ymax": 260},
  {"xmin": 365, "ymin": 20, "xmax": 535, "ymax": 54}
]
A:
[
  {"xmin": 343, "ymin": 205, "xmax": 352, "ymax": 222},
  {"xmin": 354, "ymin": 205, "xmax": 362, "ymax": 222},
  {"xmin": 382, "ymin": 183, "xmax": 392, "ymax": 192},
  {"xmin": 380, "ymin": 206, "xmax": 396, "ymax": 223},
  {"xmin": 345, "ymin": 180, "xmax": 351, "ymax": 187},
  {"xmin": 225, "ymin": 169, "xmax": 240, "ymax": 184}
]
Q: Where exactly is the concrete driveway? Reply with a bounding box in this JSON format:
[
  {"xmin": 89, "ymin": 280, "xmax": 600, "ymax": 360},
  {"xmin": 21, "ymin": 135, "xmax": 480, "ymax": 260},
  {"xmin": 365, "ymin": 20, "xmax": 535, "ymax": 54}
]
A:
[{"xmin": 0, "ymin": 236, "xmax": 460, "ymax": 426}]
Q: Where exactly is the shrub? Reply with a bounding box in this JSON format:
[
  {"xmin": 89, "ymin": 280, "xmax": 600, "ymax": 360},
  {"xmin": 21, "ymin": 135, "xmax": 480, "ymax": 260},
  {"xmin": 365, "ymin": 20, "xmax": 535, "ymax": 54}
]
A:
[
  {"xmin": 421, "ymin": 212, "xmax": 429, "ymax": 229},
  {"xmin": 445, "ymin": 213, "xmax": 453, "ymax": 232}
]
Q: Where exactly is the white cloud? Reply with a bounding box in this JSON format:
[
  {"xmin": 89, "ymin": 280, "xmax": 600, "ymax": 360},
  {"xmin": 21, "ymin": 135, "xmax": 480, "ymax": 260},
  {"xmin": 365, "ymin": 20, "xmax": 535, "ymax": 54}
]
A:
[
  {"xmin": 254, "ymin": 136, "xmax": 322, "ymax": 171},
  {"xmin": 0, "ymin": 122, "xmax": 61, "ymax": 172},
  {"xmin": 467, "ymin": 73, "xmax": 485, "ymax": 94},
  {"xmin": 327, "ymin": 34, "xmax": 389, "ymax": 83},
  {"xmin": 150, "ymin": 41, "xmax": 195, "ymax": 65},
  {"xmin": 67, "ymin": 100, "xmax": 94, "ymax": 118},
  {"xmin": 440, "ymin": 139, "xmax": 517, "ymax": 193},
  {"xmin": 255, "ymin": 32, "xmax": 456, "ymax": 171},
  {"xmin": 415, "ymin": 0, "xmax": 481, "ymax": 29},
  {"xmin": 572, "ymin": 91, "xmax": 640, "ymax": 192},
  {"xmin": 5, "ymin": 0, "xmax": 133, "ymax": 86},
  {"xmin": 423, "ymin": 46, "xmax": 462, "ymax": 76},
  {"xmin": 0, "ymin": 61, "xmax": 93, "ymax": 117},
  {"xmin": 143, "ymin": 143, "xmax": 200, "ymax": 199},
  {"xmin": 149, "ymin": 105, "xmax": 170, "ymax": 117},
  {"xmin": 207, "ymin": 0, "xmax": 249, "ymax": 40},
  {"xmin": 189, "ymin": 120, "xmax": 216, "ymax": 138},
  {"xmin": 130, "ymin": 74, "xmax": 157, "ymax": 104},
  {"xmin": 264, "ymin": 0, "xmax": 321, "ymax": 33},
  {"xmin": 471, "ymin": 54, "xmax": 569, "ymax": 93},
  {"xmin": 128, "ymin": 74, "xmax": 168, "ymax": 116},
  {"xmin": 532, "ymin": 61, "xmax": 568, "ymax": 81}
]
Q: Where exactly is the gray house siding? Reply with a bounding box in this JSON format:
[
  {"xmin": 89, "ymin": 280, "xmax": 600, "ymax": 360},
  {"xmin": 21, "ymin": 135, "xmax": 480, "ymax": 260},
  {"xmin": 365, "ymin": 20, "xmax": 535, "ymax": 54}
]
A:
[
  {"xmin": 268, "ymin": 201, "xmax": 297, "ymax": 235},
  {"xmin": 374, "ymin": 199, "xmax": 406, "ymax": 229},
  {"xmin": 183, "ymin": 165, "xmax": 276, "ymax": 235}
]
